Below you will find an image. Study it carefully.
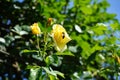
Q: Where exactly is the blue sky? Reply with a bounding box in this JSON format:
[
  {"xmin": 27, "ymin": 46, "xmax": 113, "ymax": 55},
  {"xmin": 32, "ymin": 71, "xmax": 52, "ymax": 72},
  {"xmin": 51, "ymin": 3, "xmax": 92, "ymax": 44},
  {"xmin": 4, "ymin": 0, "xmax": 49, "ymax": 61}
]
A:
[{"xmin": 107, "ymin": 0, "xmax": 120, "ymax": 21}]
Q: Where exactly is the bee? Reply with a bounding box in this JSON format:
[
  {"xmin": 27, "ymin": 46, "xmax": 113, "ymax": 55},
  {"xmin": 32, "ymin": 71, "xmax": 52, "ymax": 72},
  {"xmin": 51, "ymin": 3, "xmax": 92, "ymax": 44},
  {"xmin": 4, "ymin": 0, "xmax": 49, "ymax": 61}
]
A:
[{"xmin": 62, "ymin": 32, "xmax": 65, "ymax": 39}]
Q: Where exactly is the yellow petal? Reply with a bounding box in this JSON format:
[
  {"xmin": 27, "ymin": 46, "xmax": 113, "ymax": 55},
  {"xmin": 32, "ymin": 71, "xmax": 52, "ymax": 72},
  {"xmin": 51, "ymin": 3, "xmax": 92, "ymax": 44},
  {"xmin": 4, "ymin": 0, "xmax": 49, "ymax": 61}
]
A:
[
  {"xmin": 52, "ymin": 24, "xmax": 71, "ymax": 52},
  {"xmin": 31, "ymin": 23, "xmax": 41, "ymax": 35}
]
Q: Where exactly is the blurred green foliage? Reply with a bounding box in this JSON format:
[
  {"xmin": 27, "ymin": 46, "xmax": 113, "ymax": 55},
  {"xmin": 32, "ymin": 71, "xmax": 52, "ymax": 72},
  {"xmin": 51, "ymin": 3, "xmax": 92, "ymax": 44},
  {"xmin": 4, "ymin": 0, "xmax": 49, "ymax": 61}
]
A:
[{"xmin": 0, "ymin": 0, "xmax": 120, "ymax": 80}]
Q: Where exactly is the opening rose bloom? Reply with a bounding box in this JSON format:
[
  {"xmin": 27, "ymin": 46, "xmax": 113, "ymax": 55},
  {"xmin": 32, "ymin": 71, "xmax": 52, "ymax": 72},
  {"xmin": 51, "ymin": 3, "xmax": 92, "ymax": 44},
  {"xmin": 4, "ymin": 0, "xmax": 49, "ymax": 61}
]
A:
[
  {"xmin": 31, "ymin": 23, "xmax": 41, "ymax": 35},
  {"xmin": 51, "ymin": 24, "xmax": 71, "ymax": 52}
]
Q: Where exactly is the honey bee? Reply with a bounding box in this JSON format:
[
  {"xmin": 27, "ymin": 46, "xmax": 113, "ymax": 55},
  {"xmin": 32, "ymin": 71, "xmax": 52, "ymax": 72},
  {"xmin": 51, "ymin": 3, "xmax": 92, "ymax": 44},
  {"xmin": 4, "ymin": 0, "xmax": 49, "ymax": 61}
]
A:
[{"xmin": 62, "ymin": 32, "xmax": 65, "ymax": 39}]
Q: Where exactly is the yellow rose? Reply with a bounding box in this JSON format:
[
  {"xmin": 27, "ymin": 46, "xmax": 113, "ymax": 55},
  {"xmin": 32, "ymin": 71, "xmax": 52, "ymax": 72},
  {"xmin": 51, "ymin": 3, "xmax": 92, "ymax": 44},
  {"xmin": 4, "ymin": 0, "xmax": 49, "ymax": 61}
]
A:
[
  {"xmin": 31, "ymin": 23, "xmax": 41, "ymax": 35},
  {"xmin": 51, "ymin": 24, "xmax": 71, "ymax": 52},
  {"xmin": 47, "ymin": 18, "xmax": 53, "ymax": 26}
]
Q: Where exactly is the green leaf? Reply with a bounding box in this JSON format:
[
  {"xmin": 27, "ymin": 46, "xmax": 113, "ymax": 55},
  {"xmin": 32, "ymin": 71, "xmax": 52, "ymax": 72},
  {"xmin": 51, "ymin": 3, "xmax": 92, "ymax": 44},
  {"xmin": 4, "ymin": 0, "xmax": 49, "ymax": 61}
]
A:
[
  {"xmin": 42, "ymin": 67, "xmax": 56, "ymax": 76},
  {"xmin": 29, "ymin": 67, "xmax": 41, "ymax": 80},
  {"xmin": 11, "ymin": 25, "xmax": 30, "ymax": 35},
  {"xmin": 22, "ymin": 25, "xmax": 31, "ymax": 32},
  {"xmin": 80, "ymin": 40, "xmax": 91, "ymax": 59},
  {"xmin": 20, "ymin": 49, "xmax": 39, "ymax": 56},
  {"xmin": 0, "ymin": 37, "xmax": 6, "ymax": 44},
  {"xmin": 32, "ymin": 55, "xmax": 43, "ymax": 61},
  {"xmin": 45, "ymin": 55, "xmax": 54, "ymax": 66},
  {"xmin": 42, "ymin": 67, "xmax": 64, "ymax": 79},
  {"xmin": 80, "ymin": 6, "xmax": 92, "ymax": 15},
  {"xmin": 110, "ymin": 21, "xmax": 119, "ymax": 30},
  {"xmin": 49, "ymin": 74, "xmax": 57, "ymax": 80},
  {"xmin": 20, "ymin": 49, "xmax": 38, "ymax": 53},
  {"xmin": 4, "ymin": 36, "xmax": 15, "ymax": 46},
  {"xmin": 92, "ymin": 23, "xmax": 107, "ymax": 35},
  {"xmin": 68, "ymin": 46, "xmax": 77, "ymax": 53},
  {"xmin": 38, "ymin": 21, "xmax": 52, "ymax": 33},
  {"xmin": 54, "ymin": 71, "xmax": 65, "ymax": 78},
  {"xmin": 26, "ymin": 65, "xmax": 40, "ymax": 69},
  {"xmin": 19, "ymin": 31, "xmax": 28, "ymax": 35},
  {"xmin": 91, "ymin": 44, "xmax": 103, "ymax": 53},
  {"xmin": 56, "ymin": 50, "xmax": 74, "ymax": 56},
  {"xmin": 83, "ymin": 71, "xmax": 92, "ymax": 79},
  {"xmin": 74, "ymin": 25, "xmax": 82, "ymax": 33},
  {"xmin": 106, "ymin": 36, "xmax": 116, "ymax": 44},
  {"xmin": 45, "ymin": 55, "xmax": 62, "ymax": 67},
  {"xmin": 14, "ymin": 25, "xmax": 21, "ymax": 32}
]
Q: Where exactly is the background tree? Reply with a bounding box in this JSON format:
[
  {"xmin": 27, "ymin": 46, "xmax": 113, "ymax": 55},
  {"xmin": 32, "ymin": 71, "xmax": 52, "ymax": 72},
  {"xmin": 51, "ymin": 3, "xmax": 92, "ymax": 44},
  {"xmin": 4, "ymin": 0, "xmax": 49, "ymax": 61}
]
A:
[{"xmin": 0, "ymin": 0, "xmax": 120, "ymax": 80}]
